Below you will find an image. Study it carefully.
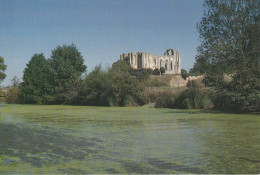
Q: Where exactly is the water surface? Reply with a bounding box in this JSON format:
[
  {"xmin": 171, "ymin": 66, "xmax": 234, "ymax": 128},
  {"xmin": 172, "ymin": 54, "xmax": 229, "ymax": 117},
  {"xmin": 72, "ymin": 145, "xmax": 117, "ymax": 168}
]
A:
[{"xmin": 0, "ymin": 104, "xmax": 259, "ymax": 174}]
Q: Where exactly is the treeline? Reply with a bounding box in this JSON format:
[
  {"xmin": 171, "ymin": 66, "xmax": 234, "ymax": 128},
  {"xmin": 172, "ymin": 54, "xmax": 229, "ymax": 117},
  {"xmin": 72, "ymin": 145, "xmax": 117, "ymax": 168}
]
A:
[{"xmin": 6, "ymin": 44, "xmax": 150, "ymax": 106}]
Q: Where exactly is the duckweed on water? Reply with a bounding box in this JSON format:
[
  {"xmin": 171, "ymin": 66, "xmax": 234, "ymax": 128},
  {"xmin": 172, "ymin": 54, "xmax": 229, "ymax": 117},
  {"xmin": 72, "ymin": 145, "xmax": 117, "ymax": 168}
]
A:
[{"xmin": 0, "ymin": 104, "xmax": 259, "ymax": 174}]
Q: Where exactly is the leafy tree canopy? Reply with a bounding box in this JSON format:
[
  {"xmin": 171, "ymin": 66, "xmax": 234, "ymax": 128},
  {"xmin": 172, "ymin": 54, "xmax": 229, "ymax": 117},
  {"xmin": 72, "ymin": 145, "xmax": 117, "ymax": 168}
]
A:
[
  {"xmin": 0, "ymin": 56, "xmax": 7, "ymax": 83},
  {"xmin": 160, "ymin": 67, "xmax": 165, "ymax": 75},
  {"xmin": 196, "ymin": 0, "xmax": 260, "ymax": 112},
  {"xmin": 107, "ymin": 60, "xmax": 148, "ymax": 106},
  {"xmin": 80, "ymin": 64, "xmax": 108, "ymax": 106},
  {"xmin": 20, "ymin": 53, "xmax": 52, "ymax": 104},
  {"xmin": 197, "ymin": 0, "xmax": 259, "ymax": 75},
  {"xmin": 181, "ymin": 69, "xmax": 189, "ymax": 80},
  {"xmin": 49, "ymin": 44, "xmax": 87, "ymax": 104}
]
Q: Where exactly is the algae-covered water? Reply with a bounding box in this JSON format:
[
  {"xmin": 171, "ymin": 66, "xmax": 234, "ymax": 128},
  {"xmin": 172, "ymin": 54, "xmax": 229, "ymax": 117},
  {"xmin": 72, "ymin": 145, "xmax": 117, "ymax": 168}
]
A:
[{"xmin": 0, "ymin": 104, "xmax": 259, "ymax": 174}]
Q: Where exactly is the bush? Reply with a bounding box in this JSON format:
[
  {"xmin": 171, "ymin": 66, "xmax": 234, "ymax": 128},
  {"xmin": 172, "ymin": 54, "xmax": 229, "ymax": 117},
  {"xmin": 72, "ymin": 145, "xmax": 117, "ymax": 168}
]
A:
[
  {"xmin": 154, "ymin": 91, "xmax": 175, "ymax": 108},
  {"xmin": 5, "ymin": 86, "xmax": 20, "ymax": 104},
  {"xmin": 212, "ymin": 91, "xmax": 260, "ymax": 113},
  {"xmin": 123, "ymin": 95, "xmax": 138, "ymax": 107},
  {"xmin": 5, "ymin": 77, "xmax": 21, "ymax": 104},
  {"xmin": 0, "ymin": 89, "xmax": 6, "ymax": 102},
  {"xmin": 152, "ymin": 68, "xmax": 160, "ymax": 75},
  {"xmin": 181, "ymin": 69, "xmax": 189, "ymax": 80},
  {"xmin": 186, "ymin": 80, "xmax": 199, "ymax": 88},
  {"xmin": 160, "ymin": 67, "xmax": 165, "ymax": 75},
  {"xmin": 173, "ymin": 88, "xmax": 213, "ymax": 109}
]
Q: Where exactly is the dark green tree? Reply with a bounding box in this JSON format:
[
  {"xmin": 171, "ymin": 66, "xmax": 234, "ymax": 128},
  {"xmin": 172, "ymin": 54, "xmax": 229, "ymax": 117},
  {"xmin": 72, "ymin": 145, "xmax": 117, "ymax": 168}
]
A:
[
  {"xmin": 181, "ymin": 69, "xmax": 189, "ymax": 80},
  {"xmin": 160, "ymin": 67, "xmax": 165, "ymax": 75},
  {"xmin": 80, "ymin": 64, "xmax": 108, "ymax": 106},
  {"xmin": 134, "ymin": 69, "xmax": 150, "ymax": 82},
  {"xmin": 189, "ymin": 50, "xmax": 211, "ymax": 75},
  {"xmin": 20, "ymin": 54, "xmax": 52, "ymax": 104},
  {"xmin": 106, "ymin": 60, "xmax": 148, "ymax": 106},
  {"xmin": 0, "ymin": 56, "xmax": 7, "ymax": 83},
  {"xmin": 49, "ymin": 44, "xmax": 87, "ymax": 104},
  {"xmin": 197, "ymin": 0, "xmax": 260, "ymax": 112}
]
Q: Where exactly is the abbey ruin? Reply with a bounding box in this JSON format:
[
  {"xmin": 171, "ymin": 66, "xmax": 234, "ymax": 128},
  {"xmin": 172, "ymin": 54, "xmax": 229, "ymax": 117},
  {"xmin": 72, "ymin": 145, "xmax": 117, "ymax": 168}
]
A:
[{"xmin": 120, "ymin": 49, "xmax": 181, "ymax": 74}]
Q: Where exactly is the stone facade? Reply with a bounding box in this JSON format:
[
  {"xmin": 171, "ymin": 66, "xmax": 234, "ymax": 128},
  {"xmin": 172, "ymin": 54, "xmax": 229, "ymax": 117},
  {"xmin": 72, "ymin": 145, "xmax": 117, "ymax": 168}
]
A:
[{"xmin": 120, "ymin": 49, "xmax": 181, "ymax": 74}]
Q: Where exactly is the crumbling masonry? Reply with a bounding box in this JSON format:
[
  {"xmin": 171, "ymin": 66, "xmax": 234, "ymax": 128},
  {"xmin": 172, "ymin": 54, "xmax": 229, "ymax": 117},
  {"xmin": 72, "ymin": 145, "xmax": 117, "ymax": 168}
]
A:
[{"xmin": 120, "ymin": 49, "xmax": 181, "ymax": 74}]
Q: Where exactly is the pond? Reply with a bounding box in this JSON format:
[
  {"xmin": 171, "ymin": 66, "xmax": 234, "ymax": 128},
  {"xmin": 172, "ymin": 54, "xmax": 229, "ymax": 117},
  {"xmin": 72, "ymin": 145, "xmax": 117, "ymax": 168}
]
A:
[{"xmin": 0, "ymin": 104, "xmax": 259, "ymax": 174}]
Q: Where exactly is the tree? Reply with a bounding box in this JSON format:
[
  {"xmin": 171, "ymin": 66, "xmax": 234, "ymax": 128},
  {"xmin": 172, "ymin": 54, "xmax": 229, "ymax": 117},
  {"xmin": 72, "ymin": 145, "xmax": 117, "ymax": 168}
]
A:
[
  {"xmin": 106, "ymin": 60, "xmax": 148, "ymax": 106},
  {"xmin": 5, "ymin": 76, "xmax": 20, "ymax": 104},
  {"xmin": 132, "ymin": 69, "xmax": 150, "ymax": 82},
  {"xmin": 80, "ymin": 64, "xmax": 108, "ymax": 106},
  {"xmin": 160, "ymin": 67, "xmax": 165, "ymax": 75},
  {"xmin": 0, "ymin": 56, "xmax": 7, "ymax": 83},
  {"xmin": 181, "ymin": 69, "xmax": 189, "ymax": 80},
  {"xmin": 49, "ymin": 44, "xmax": 87, "ymax": 104},
  {"xmin": 197, "ymin": 0, "xmax": 260, "ymax": 112},
  {"xmin": 189, "ymin": 51, "xmax": 211, "ymax": 75},
  {"xmin": 20, "ymin": 54, "xmax": 52, "ymax": 104}
]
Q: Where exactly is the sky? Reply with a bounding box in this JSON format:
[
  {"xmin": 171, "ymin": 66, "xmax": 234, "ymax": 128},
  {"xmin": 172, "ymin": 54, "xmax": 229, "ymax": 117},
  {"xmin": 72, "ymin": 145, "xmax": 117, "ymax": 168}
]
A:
[{"xmin": 0, "ymin": 0, "xmax": 204, "ymax": 86}]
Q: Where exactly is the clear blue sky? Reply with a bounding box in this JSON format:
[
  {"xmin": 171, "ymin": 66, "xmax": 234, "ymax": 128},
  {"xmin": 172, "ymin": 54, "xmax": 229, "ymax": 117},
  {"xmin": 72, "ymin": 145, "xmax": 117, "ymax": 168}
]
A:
[{"xmin": 0, "ymin": 0, "xmax": 204, "ymax": 86}]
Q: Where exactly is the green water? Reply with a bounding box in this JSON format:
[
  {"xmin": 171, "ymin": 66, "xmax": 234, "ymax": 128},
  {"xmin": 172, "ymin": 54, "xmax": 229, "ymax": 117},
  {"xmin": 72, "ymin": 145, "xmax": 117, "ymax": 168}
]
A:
[{"xmin": 0, "ymin": 104, "xmax": 259, "ymax": 174}]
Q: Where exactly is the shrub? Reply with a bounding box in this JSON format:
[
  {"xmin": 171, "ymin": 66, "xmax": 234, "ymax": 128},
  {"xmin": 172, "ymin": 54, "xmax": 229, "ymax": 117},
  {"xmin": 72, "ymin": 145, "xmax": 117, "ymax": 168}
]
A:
[
  {"xmin": 5, "ymin": 86, "xmax": 20, "ymax": 104},
  {"xmin": 160, "ymin": 67, "xmax": 165, "ymax": 75},
  {"xmin": 212, "ymin": 91, "xmax": 260, "ymax": 113},
  {"xmin": 154, "ymin": 91, "xmax": 175, "ymax": 108},
  {"xmin": 152, "ymin": 68, "xmax": 160, "ymax": 75},
  {"xmin": 186, "ymin": 80, "xmax": 199, "ymax": 88},
  {"xmin": 5, "ymin": 77, "xmax": 21, "ymax": 104},
  {"xmin": 173, "ymin": 88, "xmax": 213, "ymax": 109},
  {"xmin": 0, "ymin": 89, "xmax": 6, "ymax": 102},
  {"xmin": 181, "ymin": 69, "xmax": 189, "ymax": 80},
  {"xmin": 123, "ymin": 95, "xmax": 138, "ymax": 107}
]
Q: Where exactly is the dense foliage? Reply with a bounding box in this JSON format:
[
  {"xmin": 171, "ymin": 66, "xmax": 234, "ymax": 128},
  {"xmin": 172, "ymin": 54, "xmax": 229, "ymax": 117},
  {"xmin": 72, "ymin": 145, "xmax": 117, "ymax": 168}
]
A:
[
  {"xmin": 192, "ymin": 0, "xmax": 260, "ymax": 112},
  {"xmin": 154, "ymin": 91, "xmax": 175, "ymax": 108},
  {"xmin": 160, "ymin": 67, "xmax": 165, "ymax": 75},
  {"xmin": 181, "ymin": 69, "xmax": 189, "ymax": 80},
  {"xmin": 20, "ymin": 54, "xmax": 52, "ymax": 104},
  {"xmin": 17, "ymin": 48, "xmax": 148, "ymax": 107},
  {"xmin": 5, "ymin": 77, "xmax": 20, "ymax": 104},
  {"xmin": 0, "ymin": 56, "xmax": 7, "ymax": 83},
  {"xmin": 48, "ymin": 44, "xmax": 87, "ymax": 104},
  {"xmin": 19, "ymin": 44, "xmax": 86, "ymax": 104},
  {"xmin": 80, "ymin": 61, "xmax": 148, "ymax": 107},
  {"xmin": 173, "ymin": 88, "xmax": 213, "ymax": 109},
  {"xmin": 154, "ymin": 87, "xmax": 213, "ymax": 110},
  {"xmin": 79, "ymin": 65, "xmax": 108, "ymax": 106},
  {"xmin": 106, "ymin": 60, "xmax": 148, "ymax": 106}
]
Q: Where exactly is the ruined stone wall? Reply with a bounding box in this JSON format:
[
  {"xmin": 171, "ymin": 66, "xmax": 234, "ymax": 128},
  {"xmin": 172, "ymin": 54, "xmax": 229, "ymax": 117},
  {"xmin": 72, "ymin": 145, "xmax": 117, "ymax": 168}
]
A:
[{"xmin": 120, "ymin": 49, "xmax": 181, "ymax": 74}]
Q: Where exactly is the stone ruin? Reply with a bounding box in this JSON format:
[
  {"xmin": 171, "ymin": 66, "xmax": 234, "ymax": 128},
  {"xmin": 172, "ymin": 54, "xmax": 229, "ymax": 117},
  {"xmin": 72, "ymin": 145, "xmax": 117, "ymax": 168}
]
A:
[{"xmin": 120, "ymin": 49, "xmax": 181, "ymax": 74}]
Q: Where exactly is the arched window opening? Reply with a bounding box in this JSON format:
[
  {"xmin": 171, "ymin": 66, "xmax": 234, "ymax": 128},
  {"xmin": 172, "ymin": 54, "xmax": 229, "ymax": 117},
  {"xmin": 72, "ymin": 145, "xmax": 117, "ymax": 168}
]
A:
[
  {"xmin": 165, "ymin": 60, "xmax": 168, "ymax": 70},
  {"xmin": 137, "ymin": 55, "xmax": 142, "ymax": 69}
]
